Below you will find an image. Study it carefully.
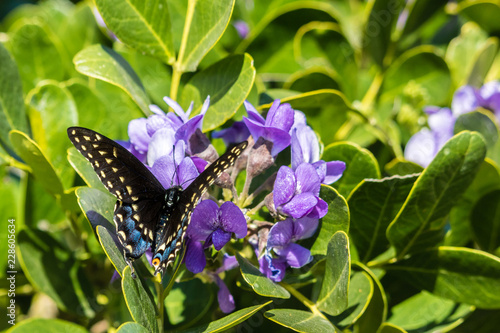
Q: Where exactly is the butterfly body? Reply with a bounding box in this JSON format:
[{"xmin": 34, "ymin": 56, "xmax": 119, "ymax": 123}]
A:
[{"xmin": 67, "ymin": 126, "xmax": 247, "ymax": 277}]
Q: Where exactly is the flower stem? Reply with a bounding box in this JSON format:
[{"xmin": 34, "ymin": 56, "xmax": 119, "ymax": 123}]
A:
[
  {"xmin": 279, "ymin": 282, "xmax": 327, "ymax": 318},
  {"xmin": 154, "ymin": 275, "xmax": 165, "ymax": 333},
  {"xmin": 169, "ymin": 68, "xmax": 182, "ymax": 102}
]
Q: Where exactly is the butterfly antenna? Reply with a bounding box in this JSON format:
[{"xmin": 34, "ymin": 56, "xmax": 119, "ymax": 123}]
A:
[{"xmin": 171, "ymin": 144, "xmax": 180, "ymax": 188}]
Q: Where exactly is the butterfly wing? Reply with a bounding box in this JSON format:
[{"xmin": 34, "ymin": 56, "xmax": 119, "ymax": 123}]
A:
[
  {"xmin": 152, "ymin": 141, "xmax": 248, "ymax": 275},
  {"xmin": 68, "ymin": 127, "xmax": 165, "ymax": 265},
  {"xmin": 67, "ymin": 127, "xmax": 164, "ymax": 202}
]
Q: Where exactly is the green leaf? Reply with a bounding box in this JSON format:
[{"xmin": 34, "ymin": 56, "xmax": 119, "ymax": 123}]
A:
[
  {"xmin": 264, "ymin": 309, "xmax": 339, "ymax": 333},
  {"xmin": 381, "ymin": 46, "xmax": 451, "ymax": 106},
  {"xmin": 116, "ymin": 322, "xmax": 150, "ymax": 333},
  {"xmin": 0, "ymin": 171, "xmax": 20, "ymax": 278},
  {"xmin": 354, "ymin": 263, "xmax": 388, "ymax": 333},
  {"xmin": 76, "ymin": 187, "xmax": 115, "ymax": 231},
  {"xmin": 332, "ymin": 271, "xmax": 373, "ymax": 327},
  {"xmin": 68, "ymin": 147, "xmax": 106, "ymax": 191},
  {"xmin": 74, "ymin": 44, "xmax": 150, "ymax": 115},
  {"xmin": 322, "ymin": 142, "xmax": 381, "ymax": 198},
  {"xmin": 387, "ymin": 291, "xmax": 473, "ymax": 331},
  {"xmin": 457, "ymin": 1, "xmax": 500, "ymax": 34},
  {"xmin": 122, "ymin": 265, "xmax": 158, "ymax": 332},
  {"xmin": 400, "ymin": 0, "xmax": 448, "ymax": 37},
  {"xmin": 471, "ymin": 190, "xmax": 500, "ymax": 253},
  {"xmin": 7, "ymin": 318, "xmax": 87, "ymax": 333},
  {"xmin": 17, "ymin": 229, "xmax": 95, "ymax": 317},
  {"xmin": 96, "ymin": 225, "xmax": 127, "ymax": 278},
  {"xmin": 183, "ymin": 301, "xmax": 272, "ymax": 333},
  {"xmin": 177, "ymin": 0, "xmax": 235, "ymax": 72},
  {"xmin": 467, "ymin": 38, "xmax": 498, "ymax": 87},
  {"xmin": 0, "ymin": 43, "xmax": 28, "ymax": 153},
  {"xmin": 377, "ymin": 323, "xmax": 408, "ymax": 333},
  {"xmin": 387, "ymin": 132, "xmax": 487, "ymax": 258},
  {"xmin": 95, "ymin": 0, "xmax": 175, "ymax": 64},
  {"xmin": 348, "ymin": 175, "xmax": 418, "ymax": 263},
  {"xmin": 165, "ymin": 278, "xmax": 213, "ymax": 325},
  {"xmin": 235, "ymin": 252, "xmax": 290, "ymax": 299},
  {"xmin": 363, "ymin": 0, "xmax": 404, "ymax": 67},
  {"xmin": 28, "ymin": 82, "xmax": 78, "ymax": 189},
  {"xmin": 311, "ymin": 186, "xmax": 349, "ymax": 256},
  {"xmin": 10, "ymin": 130, "xmax": 64, "ymax": 196},
  {"xmin": 387, "ymin": 246, "xmax": 500, "ymax": 309},
  {"xmin": 317, "ymin": 231, "xmax": 350, "ymax": 316},
  {"xmin": 180, "ymin": 54, "xmax": 256, "ymax": 131},
  {"xmin": 454, "ymin": 110, "xmax": 500, "ymax": 151},
  {"xmin": 8, "ymin": 21, "xmax": 64, "ymax": 93},
  {"xmin": 384, "ymin": 158, "xmax": 423, "ymax": 176}
]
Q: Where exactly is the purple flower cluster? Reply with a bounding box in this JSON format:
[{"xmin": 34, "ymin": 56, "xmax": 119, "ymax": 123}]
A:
[
  {"xmin": 121, "ymin": 97, "xmax": 345, "ymax": 311},
  {"xmin": 405, "ymin": 82, "xmax": 500, "ymax": 167}
]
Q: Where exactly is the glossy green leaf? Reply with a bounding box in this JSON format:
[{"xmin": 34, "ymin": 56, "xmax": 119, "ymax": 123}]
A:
[
  {"xmin": 165, "ymin": 278, "xmax": 213, "ymax": 325},
  {"xmin": 311, "ymin": 186, "xmax": 349, "ymax": 256},
  {"xmin": 28, "ymin": 82, "xmax": 78, "ymax": 189},
  {"xmin": 0, "ymin": 43, "xmax": 28, "ymax": 153},
  {"xmin": 95, "ymin": 0, "xmax": 175, "ymax": 64},
  {"xmin": 332, "ymin": 271, "xmax": 373, "ymax": 327},
  {"xmin": 447, "ymin": 158, "xmax": 500, "ymax": 246},
  {"xmin": 24, "ymin": 174, "xmax": 66, "ymax": 227},
  {"xmin": 181, "ymin": 54, "xmax": 255, "ymax": 131},
  {"xmin": 236, "ymin": 252, "xmax": 290, "ymax": 299},
  {"xmin": 265, "ymin": 309, "xmax": 339, "ymax": 333},
  {"xmin": 355, "ymin": 263, "xmax": 388, "ymax": 333},
  {"xmin": 74, "ymin": 44, "xmax": 150, "ymax": 115},
  {"xmin": 457, "ymin": 1, "xmax": 500, "ymax": 34},
  {"xmin": 377, "ymin": 323, "xmax": 407, "ymax": 333},
  {"xmin": 116, "ymin": 322, "xmax": 150, "ymax": 333},
  {"xmin": 385, "ymin": 158, "xmax": 423, "ymax": 176},
  {"xmin": 177, "ymin": 0, "xmax": 236, "ymax": 72},
  {"xmin": 8, "ymin": 318, "xmax": 87, "ymax": 333},
  {"xmin": 381, "ymin": 47, "xmax": 451, "ymax": 106},
  {"xmin": 68, "ymin": 147, "xmax": 106, "ymax": 191},
  {"xmin": 471, "ymin": 190, "xmax": 500, "ymax": 253},
  {"xmin": 10, "ymin": 131, "xmax": 64, "ymax": 196},
  {"xmin": 363, "ymin": 0, "xmax": 404, "ymax": 67},
  {"xmin": 76, "ymin": 187, "xmax": 115, "ymax": 231},
  {"xmin": 387, "ymin": 291, "xmax": 473, "ymax": 331},
  {"xmin": 454, "ymin": 110, "xmax": 499, "ymax": 150},
  {"xmin": 467, "ymin": 38, "xmax": 498, "ymax": 87},
  {"xmin": 122, "ymin": 266, "xmax": 158, "ymax": 332},
  {"xmin": 0, "ymin": 171, "xmax": 19, "ymax": 278},
  {"xmin": 17, "ymin": 229, "xmax": 94, "ymax": 317},
  {"xmin": 387, "ymin": 132, "xmax": 487, "ymax": 258},
  {"xmin": 387, "ymin": 246, "xmax": 500, "ymax": 309},
  {"xmin": 317, "ymin": 231, "xmax": 350, "ymax": 316},
  {"xmin": 8, "ymin": 21, "xmax": 64, "ymax": 93},
  {"xmin": 348, "ymin": 175, "xmax": 418, "ymax": 263},
  {"xmin": 96, "ymin": 225, "xmax": 127, "ymax": 278},
  {"xmin": 183, "ymin": 301, "xmax": 272, "ymax": 333},
  {"xmin": 322, "ymin": 142, "xmax": 381, "ymax": 198}
]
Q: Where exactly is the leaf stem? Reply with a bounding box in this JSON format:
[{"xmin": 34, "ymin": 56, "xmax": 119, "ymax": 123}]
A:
[
  {"xmin": 279, "ymin": 282, "xmax": 326, "ymax": 318},
  {"xmin": 154, "ymin": 275, "xmax": 165, "ymax": 333},
  {"xmin": 169, "ymin": 68, "xmax": 182, "ymax": 102}
]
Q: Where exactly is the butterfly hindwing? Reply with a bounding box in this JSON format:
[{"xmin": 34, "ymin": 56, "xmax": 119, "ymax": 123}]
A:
[
  {"xmin": 67, "ymin": 127, "xmax": 164, "ymax": 202},
  {"xmin": 152, "ymin": 141, "xmax": 248, "ymax": 275}
]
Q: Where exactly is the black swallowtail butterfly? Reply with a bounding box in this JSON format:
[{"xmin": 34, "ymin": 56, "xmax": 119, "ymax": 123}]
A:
[{"xmin": 68, "ymin": 127, "xmax": 247, "ymax": 277}]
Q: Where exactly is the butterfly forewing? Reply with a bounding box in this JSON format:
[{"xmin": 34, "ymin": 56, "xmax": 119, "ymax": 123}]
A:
[
  {"xmin": 152, "ymin": 141, "xmax": 248, "ymax": 275},
  {"xmin": 67, "ymin": 127, "xmax": 164, "ymax": 203}
]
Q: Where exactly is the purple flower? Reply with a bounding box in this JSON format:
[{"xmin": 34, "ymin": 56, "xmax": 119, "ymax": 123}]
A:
[
  {"xmin": 404, "ymin": 107, "xmax": 455, "ymax": 167},
  {"xmin": 185, "ymin": 200, "xmax": 247, "ymax": 273},
  {"xmin": 212, "ymin": 121, "xmax": 251, "ymax": 146},
  {"xmin": 290, "ymin": 124, "xmax": 346, "ymax": 184},
  {"xmin": 259, "ymin": 217, "xmax": 318, "ymax": 282},
  {"xmin": 480, "ymin": 81, "xmax": 500, "ymax": 117},
  {"xmin": 214, "ymin": 275, "xmax": 235, "ymax": 313},
  {"xmin": 451, "ymin": 85, "xmax": 480, "ymax": 117},
  {"xmin": 243, "ymin": 100, "xmax": 294, "ymax": 156},
  {"xmin": 233, "ymin": 20, "xmax": 250, "ymax": 39},
  {"xmin": 273, "ymin": 164, "xmax": 328, "ymax": 219}
]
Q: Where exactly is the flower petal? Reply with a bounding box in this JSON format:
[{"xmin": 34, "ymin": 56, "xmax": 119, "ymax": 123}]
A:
[
  {"xmin": 323, "ymin": 161, "xmax": 346, "ymax": 185},
  {"xmin": 215, "ymin": 276, "xmax": 235, "ymax": 313},
  {"xmin": 212, "ymin": 121, "xmax": 251, "ymax": 145},
  {"xmin": 187, "ymin": 200, "xmax": 219, "ymax": 241},
  {"xmin": 175, "ymin": 114, "xmax": 203, "ymax": 143},
  {"xmin": 211, "ymin": 228, "xmax": 232, "ymax": 251},
  {"xmin": 147, "ymin": 128, "xmax": 175, "ymax": 166},
  {"xmin": 176, "ymin": 157, "xmax": 199, "ymax": 188},
  {"xmin": 128, "ymin": 118, "xmax": 150, "ymax": 153},
  {"xmin": 292, "ymin": 216, "xmax": 319, "ymax": 240},
  {"xmin": 404, "ymin": 128, "xmax": 437, "ymax": 167},
  {"xmin": 244, "ymin": 101, "xmax": 265, "ymax": 124},
  {"xmin": 219, "ymin": 201, "xmax": 247, "ymax": 238},
  {"xmin": 267, "ymin": 219, "xmax": 293, "ymax": 248},
  {"xmin": 266, "ymin": 101, "xmax": 294, "ymax": 133},
  {"xmin": 451, "ymin": 85, "xmax": 480, "ymax": 117},
  {"xmin": 307, "ymin": 197, "xmax": 328, "ymax": 219},
  {"xmin": 279, "ymin": 192, "xmax": 318, "ymax": 218},
  {"xmin": 275, "ymin": 243, "xmax": 312, "ymax": 268},
  {"xmin": 184, "ymin": 239, "xmax": 206, "ymax": 274},
  {"xmin": 273, "ymin": 166, "xmax": 296, "ymax": 207},
  {"xmin": 295, "ymin": 163, "xmax": 321, "ymax": 195},
  {"xmin": 164, "ymin": 96, "xmax": 188, "ymax": 122},
  {"xmin": 151, "ymin": 155, "xmax": 175, "ymax": 189},
  {"xmin": 259, "ymin": 253, "xmax": 286, "ymax": 282}
]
